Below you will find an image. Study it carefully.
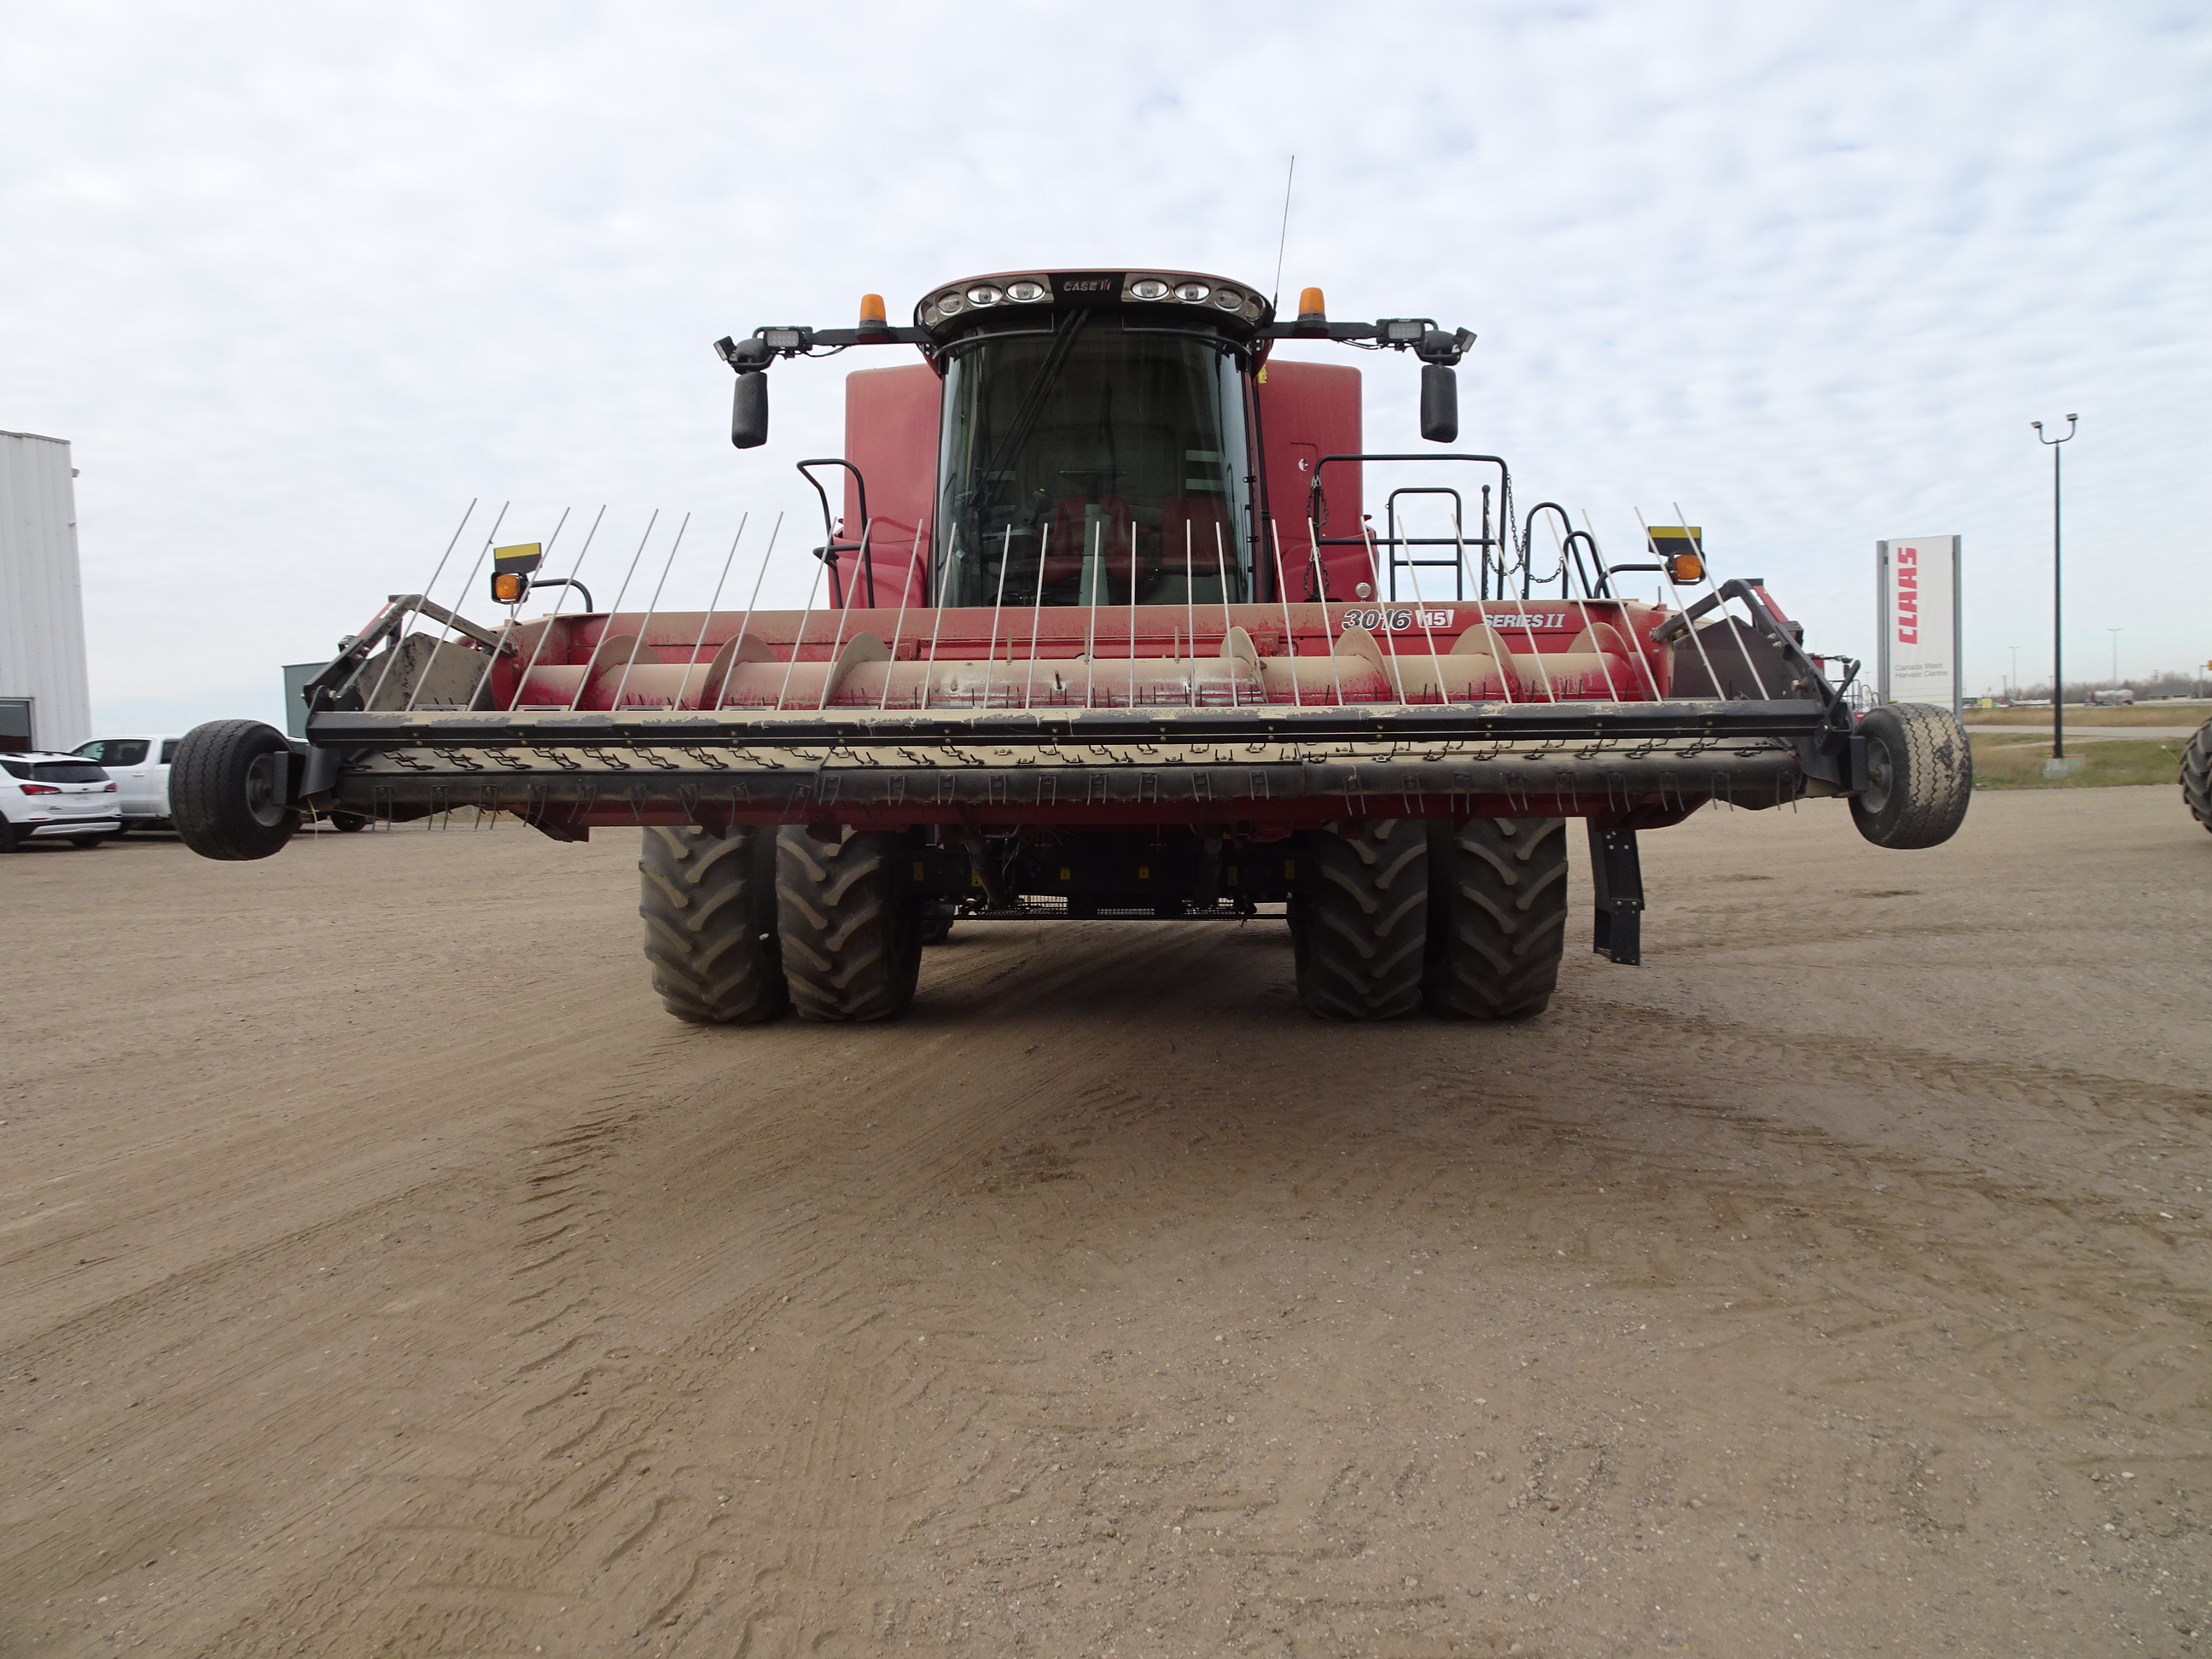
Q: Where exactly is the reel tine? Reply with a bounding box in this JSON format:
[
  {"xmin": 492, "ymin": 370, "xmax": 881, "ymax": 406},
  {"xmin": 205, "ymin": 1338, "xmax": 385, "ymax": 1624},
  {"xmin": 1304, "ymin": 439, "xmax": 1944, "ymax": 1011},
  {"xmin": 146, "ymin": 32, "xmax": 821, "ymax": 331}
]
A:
[
  {"xmin": 1552, "ymin": 511, "xmax": 1623, "ymax": 703},
  {"xmin": 979, "ymin": 524, "xmax": 1014, "ymax": 710},
  {"xmin": 685, "ymin": 514, "xmax": 749, "ymax": 707},
  {"xmin": 717, "ymin": 513, "xmax": 783, "ymax": 711},
  {"xmin": 1393, "ymin": 507, "xmax": 1451, "ymax": 706},
  {"xmin": 509, "ymin": 505, "xmax": 608, "ymax": 711},
  {"xmin": 1305, "ymin": 516, "xmax": 1346, "ymax": 707},
  {"xmin": 817, "ymin": 517, "xmax": 869, "ymax": 711},
  {"xmin": 570, "ymin": 509, "xmax": 661, "ymax": 712},
  {"xmin": 1586, "ymin": 508, "xmax": 1662, "ymax": 701},
  {"xmin": 365, "ymin": 498, "xmax": 477, "ymax": 711},
  {"xmin": 406, "ymin": 502, "xmax": 509, "ymax": 711},
  {"xmin": 1270, "ymin": 519, "xmax": 1301, "ymax": 706},
  {"xmin": 468, "ymin": 505, "xmax": 571, "ymax": 712},
  {"xmin": 922, "ymin": 528, "xmax": 955, "ymax": 712},
  {"xmin": 609, "ymin": 511, "xmax": 691, "ymax": 712},
  {"xmin": 1671, "ymin": 498, "xmax": 1773, "ymax": 701},
  {"xmin": 773, "ymin": 522, "xmax": 829, "ymax": 711},
  {"xmin": 1639, "ymin": 505, "xmax": 1719, "ymax": 703},
  {"xmin": 1021, "ymin": 522, "xmax": 1049, "ymax": 709},
  {"xmin": 880, "ymin": 519, "xmax": 926, "ymax": 711}
]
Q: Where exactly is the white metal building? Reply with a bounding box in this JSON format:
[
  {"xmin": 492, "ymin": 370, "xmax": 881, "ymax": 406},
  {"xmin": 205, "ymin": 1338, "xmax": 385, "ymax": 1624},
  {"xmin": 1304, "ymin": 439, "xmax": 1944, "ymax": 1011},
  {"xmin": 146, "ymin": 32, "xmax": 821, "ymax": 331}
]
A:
[{"xmin": 0, "ymin": 430, "xmax": 93, "ymax": 753}]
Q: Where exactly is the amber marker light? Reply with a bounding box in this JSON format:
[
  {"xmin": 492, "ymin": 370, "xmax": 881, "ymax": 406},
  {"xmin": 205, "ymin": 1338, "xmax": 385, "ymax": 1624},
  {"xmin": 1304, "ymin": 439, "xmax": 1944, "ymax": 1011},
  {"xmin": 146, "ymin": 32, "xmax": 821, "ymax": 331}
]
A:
[
  {"xmin": 489, "ymin": 541, "xmax": 544, "ymax": 606},
  {"xmin": 1644, "ymin": 527, "xmax": 1704, "ymax": 585},
  {"xmin": 858, "ymin": 293, "xmax": 888, "ymax": 337},
  {"xmin": 1296, "ymin": 286, "xmax": 1327, "ymax": 335}
]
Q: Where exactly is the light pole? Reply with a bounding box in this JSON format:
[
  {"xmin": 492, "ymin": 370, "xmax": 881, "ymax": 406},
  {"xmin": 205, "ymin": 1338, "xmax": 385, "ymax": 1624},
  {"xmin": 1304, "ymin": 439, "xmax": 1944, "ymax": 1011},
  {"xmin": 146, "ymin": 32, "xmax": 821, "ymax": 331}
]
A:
[
  {"xmin": 2033, "ymin": 415, "xmax": 2078, "ymax": 759},
  {"xmin": 2108, "ymin": 627, "xmax": 2122, "ymax": 696},
  {"xmin": 2009, "ymin": 643, "xmax": 2020, "ymax": 701}
]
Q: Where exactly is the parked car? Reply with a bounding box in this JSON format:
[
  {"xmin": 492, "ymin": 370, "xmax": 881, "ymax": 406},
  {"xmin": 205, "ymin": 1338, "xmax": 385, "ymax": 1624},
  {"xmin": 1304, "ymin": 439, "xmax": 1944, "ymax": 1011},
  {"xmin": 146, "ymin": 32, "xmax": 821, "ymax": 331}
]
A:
[
  {"xmin": 72, "ymin": 734, "xmax": 183, "ymax": 832},
  {"xmin": 0, "ymin": 752, "xmax": 121, "ymax": 850}
]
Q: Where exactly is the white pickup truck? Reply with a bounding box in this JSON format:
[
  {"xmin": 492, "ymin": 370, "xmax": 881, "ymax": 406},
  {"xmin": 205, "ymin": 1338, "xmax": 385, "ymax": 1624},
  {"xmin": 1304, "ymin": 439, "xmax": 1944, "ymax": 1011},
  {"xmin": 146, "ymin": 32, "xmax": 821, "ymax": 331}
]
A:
[{"xmin": 73, "ymin": 735, "xmax": 183, "ymax": 834}]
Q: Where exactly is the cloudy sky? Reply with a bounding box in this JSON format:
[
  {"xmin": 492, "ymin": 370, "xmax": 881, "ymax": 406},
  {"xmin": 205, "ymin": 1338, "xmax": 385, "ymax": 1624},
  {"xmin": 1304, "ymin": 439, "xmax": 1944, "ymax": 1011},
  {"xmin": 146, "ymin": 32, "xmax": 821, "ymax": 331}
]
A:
[{"xmin": 4, "ymin": 0, "xmax": 2207, "ymax": 730}]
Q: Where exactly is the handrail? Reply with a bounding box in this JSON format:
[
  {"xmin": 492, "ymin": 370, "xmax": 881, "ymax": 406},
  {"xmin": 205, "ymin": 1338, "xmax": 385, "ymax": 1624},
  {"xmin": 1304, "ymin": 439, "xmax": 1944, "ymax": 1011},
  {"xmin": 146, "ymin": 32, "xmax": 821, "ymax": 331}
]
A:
[
  {"xmin": 1307, "ymin": 453, "xmax": 1512, "ymax": 601},
  {"xmin": 797, "ymin": 458, "xmax": 875, "ymax": 608}
]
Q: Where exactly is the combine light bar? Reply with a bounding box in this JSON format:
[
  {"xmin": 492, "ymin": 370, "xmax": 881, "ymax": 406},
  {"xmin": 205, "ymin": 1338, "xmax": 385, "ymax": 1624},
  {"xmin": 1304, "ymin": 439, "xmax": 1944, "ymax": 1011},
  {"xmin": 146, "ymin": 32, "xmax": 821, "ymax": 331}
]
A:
[{"xmin": 914, "ymin": 271, "xmax": 1270, "ymax": 332}]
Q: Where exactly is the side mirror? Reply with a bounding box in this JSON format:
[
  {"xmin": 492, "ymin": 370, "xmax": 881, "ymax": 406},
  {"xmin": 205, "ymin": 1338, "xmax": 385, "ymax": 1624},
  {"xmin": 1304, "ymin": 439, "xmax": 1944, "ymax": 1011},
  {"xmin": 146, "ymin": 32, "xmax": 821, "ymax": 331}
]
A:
[
  {"xmin": 1419, "ymin": 363, "xmax": 1458, "ymax": 444},
  {"xmin": 731, "ymin": 371, "xmax": 769, "ymax": 449}
]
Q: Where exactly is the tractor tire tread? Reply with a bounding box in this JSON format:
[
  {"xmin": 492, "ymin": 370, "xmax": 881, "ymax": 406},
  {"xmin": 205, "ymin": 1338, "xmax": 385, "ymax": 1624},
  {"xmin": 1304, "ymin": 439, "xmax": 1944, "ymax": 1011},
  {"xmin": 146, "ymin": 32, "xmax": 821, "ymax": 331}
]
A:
[
  {"xmin": 637, "ymin": 826, "xmax": 788, "ymax": 1025},
  {"xmin": 2182, "ymin": 716, "xmax": 2212, "ymax": 833},
  {"xmin": 775, "ymin": 828, "xmax": 921, "ymax": 1022},
  {"xmin": 1425, "ymin": 817, "xmax": 1569, "ymax": 1020},
  {"xmin": 1293, "ymin": 819, "xmax": 1429, "ymax": 1020}
]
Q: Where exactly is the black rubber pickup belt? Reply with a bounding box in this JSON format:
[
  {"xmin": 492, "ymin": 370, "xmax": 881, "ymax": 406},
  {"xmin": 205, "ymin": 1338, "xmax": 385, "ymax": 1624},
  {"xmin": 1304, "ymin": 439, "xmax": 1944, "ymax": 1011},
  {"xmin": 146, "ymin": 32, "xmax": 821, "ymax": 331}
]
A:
[
  {"xmin": 310, "ymin": 697, "xmax": 1841, "ymax": 750},
  {"xmin": 307, "ymin": 699, "xmax": 1849, "ymax": 815}
]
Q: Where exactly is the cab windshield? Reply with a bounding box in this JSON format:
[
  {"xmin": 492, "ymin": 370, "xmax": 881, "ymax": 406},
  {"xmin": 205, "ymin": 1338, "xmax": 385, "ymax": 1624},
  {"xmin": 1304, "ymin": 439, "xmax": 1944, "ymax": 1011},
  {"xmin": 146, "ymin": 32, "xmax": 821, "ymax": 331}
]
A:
[{"xmin": 934, "ymin": 318, "xmax": 1251, "ymax": 608}]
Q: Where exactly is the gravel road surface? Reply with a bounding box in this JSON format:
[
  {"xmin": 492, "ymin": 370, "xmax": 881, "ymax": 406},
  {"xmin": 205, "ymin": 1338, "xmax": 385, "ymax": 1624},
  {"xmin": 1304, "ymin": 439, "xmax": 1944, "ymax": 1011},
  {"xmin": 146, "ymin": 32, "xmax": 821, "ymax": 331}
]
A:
[{"xmin": 4, "ymin": 788, "xmax": 2208, "ymax": 1657}]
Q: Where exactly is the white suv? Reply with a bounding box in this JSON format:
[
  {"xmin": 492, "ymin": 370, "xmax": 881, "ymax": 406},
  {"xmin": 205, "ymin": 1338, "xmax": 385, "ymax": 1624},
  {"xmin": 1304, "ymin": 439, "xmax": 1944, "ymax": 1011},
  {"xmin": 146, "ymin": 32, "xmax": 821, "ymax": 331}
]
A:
[
  {"xmin": 0, "ymin": 752, "xmax": 122, "ymax": 850},
  {"xmin": 73, "ymin": 734, "xmax": 183, "ymax": 833}
]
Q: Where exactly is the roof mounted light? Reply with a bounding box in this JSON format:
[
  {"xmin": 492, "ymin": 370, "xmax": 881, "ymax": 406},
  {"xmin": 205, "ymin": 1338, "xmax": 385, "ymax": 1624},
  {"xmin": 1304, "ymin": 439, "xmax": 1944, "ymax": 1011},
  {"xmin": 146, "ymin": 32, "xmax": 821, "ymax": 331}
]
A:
[{"xmin": 912, "ymin": 268, "xmax": 1272, "ymax": 335}]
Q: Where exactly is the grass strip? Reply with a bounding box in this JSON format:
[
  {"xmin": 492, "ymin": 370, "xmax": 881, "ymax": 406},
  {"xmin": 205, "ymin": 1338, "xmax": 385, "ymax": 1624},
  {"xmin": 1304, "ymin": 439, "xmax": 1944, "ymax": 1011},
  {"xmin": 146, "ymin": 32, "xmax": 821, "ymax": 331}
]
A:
[
  {"xmin": 1961, "ymin": 703, "xmax": 2212, "ymax": 728},
  {"xmin": 1969, "ymin": 733, "xmax": 2194, "ymax": 789}
]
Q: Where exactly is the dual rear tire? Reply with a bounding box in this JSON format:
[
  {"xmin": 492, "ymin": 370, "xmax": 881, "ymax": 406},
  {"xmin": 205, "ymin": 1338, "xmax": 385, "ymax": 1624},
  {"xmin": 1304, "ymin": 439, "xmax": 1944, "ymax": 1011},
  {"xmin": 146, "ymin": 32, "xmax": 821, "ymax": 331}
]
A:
[
  {"xmin": 1289, "ymin": 817, "xmax": 1569, "ymax": 1022},
  {"xmin": 638, "ymin": 825, "xmax": 922, "ymax": 1025},
  {"xmin": 647, "ymin": 817, "xmax": 1571, "ymax": 1029}
]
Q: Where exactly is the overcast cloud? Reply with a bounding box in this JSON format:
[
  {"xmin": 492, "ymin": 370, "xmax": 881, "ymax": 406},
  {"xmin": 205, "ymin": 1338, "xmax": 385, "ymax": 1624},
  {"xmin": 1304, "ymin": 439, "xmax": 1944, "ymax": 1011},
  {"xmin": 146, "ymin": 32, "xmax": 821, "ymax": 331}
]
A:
[{"xmin": 3, "ymin": 0, "xmax": 2206, "ymax": 730}]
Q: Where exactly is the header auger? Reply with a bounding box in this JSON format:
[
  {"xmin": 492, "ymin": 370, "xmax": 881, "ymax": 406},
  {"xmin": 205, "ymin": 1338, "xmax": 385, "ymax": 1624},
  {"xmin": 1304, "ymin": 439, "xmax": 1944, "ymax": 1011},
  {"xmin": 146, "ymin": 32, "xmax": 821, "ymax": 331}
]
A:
[{"xmin": 173, "ymin": 265, "xmax": 1974, "ymax": 1024}]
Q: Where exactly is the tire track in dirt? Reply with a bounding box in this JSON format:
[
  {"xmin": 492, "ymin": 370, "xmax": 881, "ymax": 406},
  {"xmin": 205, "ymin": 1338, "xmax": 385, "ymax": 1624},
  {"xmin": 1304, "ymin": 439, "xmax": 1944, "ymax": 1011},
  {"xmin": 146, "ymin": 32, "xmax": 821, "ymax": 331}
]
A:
[
  {"xmin": 185, "ymin": 921, "xmax": 1221, "ymax": 1654},
  {"xmin": 8, "ymin": 796, "xmax": 2210, "ymax": 1658}
]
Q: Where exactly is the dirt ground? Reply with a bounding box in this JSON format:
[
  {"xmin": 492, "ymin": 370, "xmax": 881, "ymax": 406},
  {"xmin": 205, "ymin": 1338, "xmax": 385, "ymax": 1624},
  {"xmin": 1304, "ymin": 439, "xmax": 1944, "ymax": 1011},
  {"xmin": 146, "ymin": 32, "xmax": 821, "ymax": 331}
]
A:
[{"xmin": 4, "ymin": 789, "xmax": 2209, "ymax": 1658}]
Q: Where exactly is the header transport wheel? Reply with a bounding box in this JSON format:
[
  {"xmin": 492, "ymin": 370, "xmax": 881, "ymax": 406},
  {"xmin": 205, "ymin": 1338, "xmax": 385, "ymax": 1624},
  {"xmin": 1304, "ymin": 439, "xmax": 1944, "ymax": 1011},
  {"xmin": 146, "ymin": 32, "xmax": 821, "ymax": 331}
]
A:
[
  {"xmin": 638, "ymin": 826, "xmax": 789, "ymax": 1025},
  {"xmin": 775, "ymin": 827, "xmax": 923, "ymax": 1022},
  {"xmin": 1424, "ymin": 818, "xmax": 1570, "ymax": 1020},
  {"xmin": 170, "ymin": 720, "xmax": 301, "ymax": 861},
  {"xmin": 2182, "ymin": 715, "xmax": 2212, "ymax": 834},
  {"xmin": 1850, "ymin": 704, "xmax": 1974, "ymax": 850},
  {"xmin": 1292, "ymin": 819, "xmax": 1429, "ymax": 1020}
]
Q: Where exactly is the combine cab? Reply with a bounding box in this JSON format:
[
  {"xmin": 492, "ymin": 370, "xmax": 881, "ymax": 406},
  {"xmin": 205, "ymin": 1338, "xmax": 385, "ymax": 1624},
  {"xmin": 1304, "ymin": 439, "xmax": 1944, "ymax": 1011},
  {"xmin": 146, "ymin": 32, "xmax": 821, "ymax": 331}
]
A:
[{"xmin": 172, "ymin": 267, "xmax": 1973, "ymax": 1022}]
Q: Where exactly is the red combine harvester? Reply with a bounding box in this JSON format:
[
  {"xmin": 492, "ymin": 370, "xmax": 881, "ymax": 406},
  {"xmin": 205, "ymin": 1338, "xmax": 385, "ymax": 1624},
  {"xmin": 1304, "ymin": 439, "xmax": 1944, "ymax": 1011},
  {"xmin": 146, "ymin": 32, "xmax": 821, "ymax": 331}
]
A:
[{"xmin": 172, "ymin": 267, "xmax": 1972, "ymax": 1022}]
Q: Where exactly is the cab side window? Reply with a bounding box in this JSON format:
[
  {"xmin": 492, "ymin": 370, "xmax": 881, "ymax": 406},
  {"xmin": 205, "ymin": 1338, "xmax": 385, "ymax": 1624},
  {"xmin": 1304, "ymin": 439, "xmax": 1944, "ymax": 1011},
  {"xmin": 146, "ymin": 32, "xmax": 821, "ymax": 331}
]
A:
[
  {"xmin": 159, "ymin": 741, "xmax": 178, "ymax": 764},
  {"xmin": 74, "ymin": 740, "xmax": 148, "ymax": 765}
]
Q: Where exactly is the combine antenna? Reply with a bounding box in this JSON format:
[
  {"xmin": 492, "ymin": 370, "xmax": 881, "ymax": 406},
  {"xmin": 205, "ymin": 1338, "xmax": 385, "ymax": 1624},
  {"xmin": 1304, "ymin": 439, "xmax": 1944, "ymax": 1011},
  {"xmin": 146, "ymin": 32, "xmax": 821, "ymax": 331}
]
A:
[{"xmin": 1270, "ymin": 154, "xmax": 1296, "ymax": 311}]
